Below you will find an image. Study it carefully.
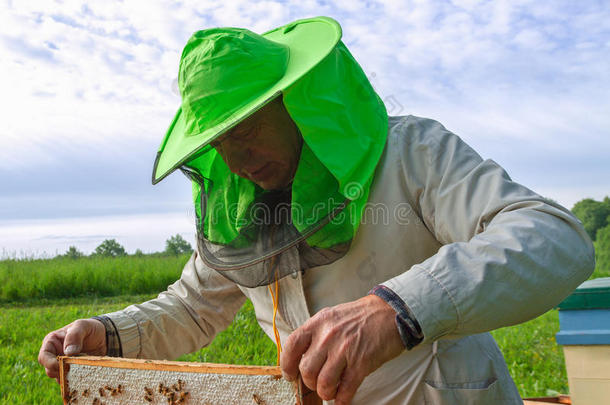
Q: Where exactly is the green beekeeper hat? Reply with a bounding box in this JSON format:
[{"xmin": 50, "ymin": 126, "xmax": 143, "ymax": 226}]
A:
[
  {"xmin": 153, "ymin": 17, "xmax": 344, "ymax": 182},
  {"xmin": 153, "ymin": 16, "xmax": 388, "ymax": 276}
]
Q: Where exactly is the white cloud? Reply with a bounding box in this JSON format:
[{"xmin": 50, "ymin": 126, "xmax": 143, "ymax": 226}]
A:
[
  {"xmin": 0, "ymin": 213, "xmax": 195, "ymax": 257},
  {"xmin": 1, "ymin": 0, "xmax": 609, "ymax": 252}
]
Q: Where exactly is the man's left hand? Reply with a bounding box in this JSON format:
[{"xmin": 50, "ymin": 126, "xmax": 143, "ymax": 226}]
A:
[{"xmin": 281, "ymin": 295, "xmax": 404, "ymax": 405}]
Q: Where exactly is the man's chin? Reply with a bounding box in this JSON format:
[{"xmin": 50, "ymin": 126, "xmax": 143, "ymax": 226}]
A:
[{"xmin": 255, "ymin": 176, "xmax": 291, "ymax": 191}]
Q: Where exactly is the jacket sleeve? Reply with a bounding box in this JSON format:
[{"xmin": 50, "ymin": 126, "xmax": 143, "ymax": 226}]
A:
[
  {"xmin": 381, "ymin": 116, "xmax": 595, "ymax": 344},
  {"xmin": 104, "ymin": 250, "xmax": 247, "ymax": 359}
]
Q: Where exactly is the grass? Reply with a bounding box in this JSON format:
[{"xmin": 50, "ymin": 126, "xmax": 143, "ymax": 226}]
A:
[
  {"xmin": 492, "ymin": 310, "xmax": 565, "ymax": 397},
  {"xmin": 0, "ymin": 295, "xmax": 276, "ymax": 405},
  {"xmin": 0, "ymin": 295, "xmax": 569, "ymax": 404},
  {"xmin": 0, "ymin": 255, "xmax": 190, "ymax": 303},
  {"xmin": 0, "ymin": 256, "xmax": 607, "ymax": 403}
]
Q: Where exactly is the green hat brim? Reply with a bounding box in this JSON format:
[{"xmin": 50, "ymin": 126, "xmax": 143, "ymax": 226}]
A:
[{"xmin": 152, "ymin": 16, "xmax": 342, "ymax": 184}]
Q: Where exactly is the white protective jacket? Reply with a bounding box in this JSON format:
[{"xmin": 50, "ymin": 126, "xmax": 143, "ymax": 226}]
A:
[{"xmin": 106, "ymin": 115, "xmax": 595, "ymax": 404}]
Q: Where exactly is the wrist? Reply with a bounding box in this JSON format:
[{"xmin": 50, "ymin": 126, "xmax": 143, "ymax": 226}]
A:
[
  {"xmin": 91, "ymin": 316, "xmax": 121, "ymax": 357},
  {"xmin": 368, "ymin": 285, "xmax": 424, "ymax": 350},
  {"xmin": 364, "ymin": 294, "xmax": 405, "ymax": 356}
]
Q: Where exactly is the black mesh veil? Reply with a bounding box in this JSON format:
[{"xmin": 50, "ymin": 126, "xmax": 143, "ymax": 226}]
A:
[{"xmin": 181, "ymin": 166, "xmax": 349, "ymax": 288}]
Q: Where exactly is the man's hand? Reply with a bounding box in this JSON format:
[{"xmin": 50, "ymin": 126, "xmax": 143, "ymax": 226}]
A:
[
  {"xmin": 281, "ymin": 295, "xmax": 404, "ymax": 405},
  {"xmin": 38, "ymin": 319, "xmax": 107, "ymax": 384}
]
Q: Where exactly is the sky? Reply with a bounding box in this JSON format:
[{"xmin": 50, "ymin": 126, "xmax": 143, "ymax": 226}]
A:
[{"xmin": 1, "ymin": 0, "xmax": 609, "ymax": 257}]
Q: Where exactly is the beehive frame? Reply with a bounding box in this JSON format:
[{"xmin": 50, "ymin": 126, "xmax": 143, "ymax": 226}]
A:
[{"xmin": 58, "ymin": 356, "xmax": 319, "ymax": 405}]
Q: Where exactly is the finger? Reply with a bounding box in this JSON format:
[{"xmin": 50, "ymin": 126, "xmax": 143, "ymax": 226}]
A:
[
  {"xmin": 298, "ymin": 347, "xmax": 327, "ymax": 392},
  {"xmin": 334, "ymin": 367, "xmax": 365, "ymax": 405},
  {"xmin": 316, "ymin": 355, "xmax": 347, "ymax": 401},
  {"xmin": 281, "ymin": 328, "xmax": 312, "ymax": 381},
  {"xmin": 38, "ymin": 334, "xmax": 65, "ymax": 378},
  {"xmin": 63, "ymin": 320, "xmax": 88, "ymax": 355}
]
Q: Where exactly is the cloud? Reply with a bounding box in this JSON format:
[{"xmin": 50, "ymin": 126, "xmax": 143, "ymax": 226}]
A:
[
  {"xmin": 0, "ymin": 0, "xmax": 608, "ymax": 224},
  {"xmin": 0, "ymin": 213, "xmax": 196, "ymax": 257}
]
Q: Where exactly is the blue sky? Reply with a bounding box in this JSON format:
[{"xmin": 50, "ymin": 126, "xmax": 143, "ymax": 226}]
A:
[{"xmin": 1, "ymin": 0, "xmax": 609, "ymax": 256}]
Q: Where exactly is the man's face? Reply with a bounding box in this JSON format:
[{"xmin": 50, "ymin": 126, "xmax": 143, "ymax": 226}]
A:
[{"xmin": 211, "ymin": 97, "xmax": 303, "ymax": 190}]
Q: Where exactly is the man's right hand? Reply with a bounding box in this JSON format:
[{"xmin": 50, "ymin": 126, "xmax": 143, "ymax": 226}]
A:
[{"xmin": 38, "ymin": 319, "xmax": 107, "ymax": 383}]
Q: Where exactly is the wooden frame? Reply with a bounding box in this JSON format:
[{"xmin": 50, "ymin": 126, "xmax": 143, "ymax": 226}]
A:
[
  {"xmin": 522, "ymin": 396, "xmax": 571, "ymax": 404},
  {"xmin": 59, "ymin": 357, "xmax": 570, "ymax": 405},
  {"xmin": 59, "ymin": 356, "xmax": 322, "ymax": 405}
]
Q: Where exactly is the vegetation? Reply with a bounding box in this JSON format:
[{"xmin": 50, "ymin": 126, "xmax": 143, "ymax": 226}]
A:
[
  {"xmin": 1, "ymin": 198, "xmax": 609, "ymax": 403},
  {"xmin": 0, "ymin": 254, "xmax": 189, "ymax": 303},
  {"xmin": 571, "ymin": 196, "xmax": 610, "ymax": 277},
  {"xmin": 0, "ymin": 296, "xmax": 276, "ymax": 404},
  {"xmin": 62, "ymin": 246, "xmax": 84, "ymax": 260},
  {"xmin": 491, "ymin": 310, "xmax": 566, "ymax": 396},
  {"xmin": 595, "ymin": 225, "xmax": 610, "ymax": 276},
  {"xmin": 571, "ymin": 196, "xmax": 610, "ymax": 241},
  {"xmin": 164, "ymin": 234, "xmax": 194, "ymax": 256},
  {"xmin": 93, "ymin": 239, "xmax": 127, "ymax": 257}
]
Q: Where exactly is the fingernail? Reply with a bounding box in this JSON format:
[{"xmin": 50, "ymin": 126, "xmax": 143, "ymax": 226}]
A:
[{"xmin": 65, "ymin": 345, "xmax": 80, "ymax": 355}]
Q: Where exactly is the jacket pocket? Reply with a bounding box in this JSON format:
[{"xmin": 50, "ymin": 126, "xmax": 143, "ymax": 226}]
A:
[{"xmin": 423, "ymin": 377, "xmax": 500, "ymax": 404}]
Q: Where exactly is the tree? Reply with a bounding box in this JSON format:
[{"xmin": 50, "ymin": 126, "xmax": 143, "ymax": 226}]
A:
[
  {"xmin": 595, "ymin": 223, "xmax": 610, "ymax": 276},
  {"xmin": 165, "ymin": 234, "xmax": 193, "ymax": 255},
  {"xmin": 94, "ymin": 239, "xmax": 127, "ymax": 257},
  {"xmin": 571, "ymin": 197, "xmax": 610, "ymax": 241},
  {"xmin": 63, "ymin": 246, "xmax": 83, "ymax": 259},
  {"xmin": 133, "ymin": 248, "xmax": 144, "ymax": 257}
]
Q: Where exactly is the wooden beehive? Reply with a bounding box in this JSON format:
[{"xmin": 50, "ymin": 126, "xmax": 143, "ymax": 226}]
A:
[{"xmin": 58, "ymin": 356, "xmax": 321, "ymax": 405}]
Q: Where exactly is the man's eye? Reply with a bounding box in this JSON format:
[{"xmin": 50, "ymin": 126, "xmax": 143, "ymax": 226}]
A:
[{"xmin": 232, "ymin": 129, "xmax": 255, "ymax": 140}]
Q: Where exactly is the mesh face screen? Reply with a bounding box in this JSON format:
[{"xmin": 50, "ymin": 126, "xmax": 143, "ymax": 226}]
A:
[{"xmin": 183, "ymin": 167, "xmax": 350, "ymax": 287}]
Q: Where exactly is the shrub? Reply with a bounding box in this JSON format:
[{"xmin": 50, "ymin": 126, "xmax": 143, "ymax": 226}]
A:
[
  {"xmin": 63, "ymin": 246, "xmax": 83, "ymax": 259},
  {"xmin": 94, "ymin": 239, "xmax": 127, "ymax": 257},
  {"xmin": 164, "ymin": 234, "xmax": 193, "ymax": 256}
]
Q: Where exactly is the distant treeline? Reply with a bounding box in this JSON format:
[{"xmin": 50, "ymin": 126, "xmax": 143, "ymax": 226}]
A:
[
  {"xmin": 0, "ymin": 235, "xmax": 194, "ymax": 303},
  {"xmin": 572, "ymin": 196, "xmax": 610, "ymax": 276},
  {"xmin": 58, "ymin": 234, "xmax": 193, "ymax": 259},
  {"xmin": 1, "ymin": 199, "xmax": 608, "ymax": 304}
]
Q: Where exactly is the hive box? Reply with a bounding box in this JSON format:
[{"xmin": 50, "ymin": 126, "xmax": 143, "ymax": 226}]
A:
[{"xmin": 555, "ymin": 277, "xmax": 610, "ymax": 405}]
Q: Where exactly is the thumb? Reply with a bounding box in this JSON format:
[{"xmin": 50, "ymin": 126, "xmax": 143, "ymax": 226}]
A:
[{"xmin": 63, "ymin": 320, "xmax": 87, "ymax": 356}]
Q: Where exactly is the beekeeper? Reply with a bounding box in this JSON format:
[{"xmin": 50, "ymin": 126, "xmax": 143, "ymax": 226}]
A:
[{"xmin": 39, "ymin": 17, "xmax": 595, "ymax": 405}]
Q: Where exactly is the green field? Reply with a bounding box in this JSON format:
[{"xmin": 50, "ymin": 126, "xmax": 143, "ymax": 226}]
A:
[
  {"xmin": 0, "ymin": 255, "xmax": 189, "ymax": 303},
  {"xmin": 0, "ymin": 255, "xmax": 607, "ymax": 404},
  {"xmin": 0, "ymin": 295, "xmax": 276, "ymax": 404}
]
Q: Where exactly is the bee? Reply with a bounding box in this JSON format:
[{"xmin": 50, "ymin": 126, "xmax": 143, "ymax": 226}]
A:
[
  {"xmin": 66, "ymin": 389, "xmax": 78, "ymax": 403},
  {"xmin": 99, "ymin": 387, "xmax": 105, "ymax": 397},
  {"xmin": 82, "ymin": 389, "xmax": 90, "ymax": 397},
  {"xmin": 111, "ymin": 388, "xmax": 119, "ymax": 397},
  {"xmin": 158, "ymin": 383, "xmax": 165, "ymax": 394},
  {"xmin": 252, "ymin": 393, "xmax": 265, "ymax": 404},
  {"xmin": 177, "ymin": 391, "xmax": 189, "ymax": 404},
  {"xmin": 117, "ymin": 384, "xmax": 123, "ymax": 393},
  {"xmin": 172, "ymin": 383, "xmax": 179, "ymax": 392},
  {"xmin": 144, "ymin": 395, "xmax": 153, "ymax": 402},
  {"xmin": 104, "ymin": 385, "xmax": 112, "ymax": 391},
  {"xmin": 145, "ymin": 386, "xmax": 154, "ymax": 396},
  {"xmin": 177, "ymin": 379, "xmax": 184, "ymax": 390},
  {"xmin": 92, "ymin": 399, "xmax": 101, "ymax": 405}
]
